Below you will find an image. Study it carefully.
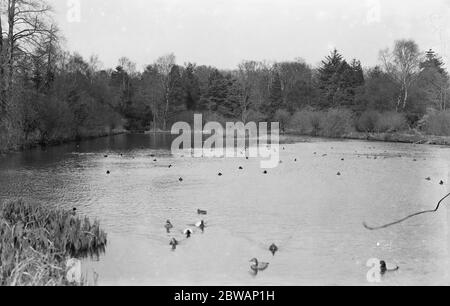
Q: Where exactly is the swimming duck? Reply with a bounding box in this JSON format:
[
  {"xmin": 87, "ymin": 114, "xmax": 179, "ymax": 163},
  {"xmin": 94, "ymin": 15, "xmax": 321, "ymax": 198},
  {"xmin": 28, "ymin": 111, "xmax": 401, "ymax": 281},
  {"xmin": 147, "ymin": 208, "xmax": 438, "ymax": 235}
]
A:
[
  {"xmin": 196, "ymin": 220, "xmax": 206, "ymax": 233},
  {"xmin": 337, "ymin": 172, "xmax": 341, "ymax": 176},
  {"xmin": 170, "ymin": 238, "xmax": 179, "ymax": 251},
  {"xmin": 106, "ymin": 171, "xmax": 111, "ymax": 175},
  {"xmin": 249, "ymin": 258, "xmax": 269, "ymax": 274},
  {"xmin": 263, "ymin": 170, "xmax": 268, "ymax": 174},
  {"xmin": 380, "ymin": 260, "xmax": 399, "ymax": 275},
  {"xmin": 218, "ymin": 173, "xmax": 223, "ymax": 176},
  {"xmin": 269, "ymin": 244, "xmax": 279, "ymax": 256},
  {"xmin": 179, "ymin": 177, "xmax": 183, "ymax": 182},
  {"xmin": 184, "ymin": 228, "xmax": 193, "ymax": 239},
  {"xmin": 426, "ymin": 177, "xmax": 431, "ymax": 181},
  {"xmin": 197, "ymin": 209, "xmax": 207, "ymax": 215},
  {"xmin": 165, "ymin": 220, "xmax": 174, "ymax": 233},
  {"xmin": 168, "ymin": 165, "xmax": 172, "ymax": 168},
  {"xmin": 239, "ymin": 166, "xmax": 243, "ymax": 170},
  {"xmin": 440, "ymin": 180, "xmax": 445, "ymax": 185}
]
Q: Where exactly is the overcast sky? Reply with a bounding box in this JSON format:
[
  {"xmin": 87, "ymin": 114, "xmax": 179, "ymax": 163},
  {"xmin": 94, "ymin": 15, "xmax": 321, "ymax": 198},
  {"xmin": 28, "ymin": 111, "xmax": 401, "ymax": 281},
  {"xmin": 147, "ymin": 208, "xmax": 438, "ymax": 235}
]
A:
[{"xmin": 49, "ymin": 0, "xmax": 450, "ymax": 70}]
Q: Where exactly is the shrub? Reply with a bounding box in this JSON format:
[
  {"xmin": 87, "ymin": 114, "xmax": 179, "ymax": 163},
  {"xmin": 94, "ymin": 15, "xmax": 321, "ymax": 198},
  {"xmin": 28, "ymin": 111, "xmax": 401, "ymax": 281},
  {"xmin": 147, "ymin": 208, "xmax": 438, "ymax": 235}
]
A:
[
  {"xmin": 422, "ymin": 110, "xmax": 450, "ymax": 136},
  {"xmin": 203, "ymin": 112, "xmax": 230, "ymax": 126},
  {"xmin": 375, "ymin": 111, "xmax": 408, "ymax": 133},
  {"xmin": 319, "ymin": 108, "xmax": 354, "ymax": 137},
  {"xmin": 288, "ymin": 108, "xmax": 323, "ymax": 136},
  {"xmin": 356, "ymin": 111, "xmax": 381, "ymax": 132},
  {"xmin": 273, "ymin": 109, "xmax": 291, "ymax": 132},
  {"xmin": 245, "ymin": 109, "xmax": 267, "ymax": 123}
]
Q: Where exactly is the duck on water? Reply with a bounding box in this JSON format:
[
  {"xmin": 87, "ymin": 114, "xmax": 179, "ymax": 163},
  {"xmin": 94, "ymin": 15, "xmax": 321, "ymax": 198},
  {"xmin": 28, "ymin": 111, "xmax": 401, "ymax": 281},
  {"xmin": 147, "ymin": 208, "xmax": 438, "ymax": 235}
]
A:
[
  {"xmin": 170, "ymin": 238, "xmax": 179, "ymax": 251},
  {"xmin": 269, "ymin": 244, "xmax": 279, "ymax": 256},
  {"xmin": 249, "ymin": 258, "xmax": 269, "ymax": 276},
  {"xmin": 197, "ymin": 209, "xmax": 207, "ymax": 215},
  {"xmin": 165, "ymin": 220, "xmax": 174, "ymax": 233}
]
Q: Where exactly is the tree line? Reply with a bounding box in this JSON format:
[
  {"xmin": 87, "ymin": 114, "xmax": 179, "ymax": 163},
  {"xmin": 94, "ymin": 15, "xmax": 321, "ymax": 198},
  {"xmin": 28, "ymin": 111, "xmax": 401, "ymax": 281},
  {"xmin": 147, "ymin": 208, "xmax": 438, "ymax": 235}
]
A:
[{"xmin": 1, "ymin": 0, "xmax": 450, "ymax": 151}]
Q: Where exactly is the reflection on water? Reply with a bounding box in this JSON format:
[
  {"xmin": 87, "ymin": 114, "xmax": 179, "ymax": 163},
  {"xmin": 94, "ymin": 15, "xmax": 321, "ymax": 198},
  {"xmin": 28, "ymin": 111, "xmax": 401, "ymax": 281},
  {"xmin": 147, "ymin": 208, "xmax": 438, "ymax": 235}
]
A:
[{"xmin": 1, "ymin": 133, "xmax": 450, "ymax": 285}]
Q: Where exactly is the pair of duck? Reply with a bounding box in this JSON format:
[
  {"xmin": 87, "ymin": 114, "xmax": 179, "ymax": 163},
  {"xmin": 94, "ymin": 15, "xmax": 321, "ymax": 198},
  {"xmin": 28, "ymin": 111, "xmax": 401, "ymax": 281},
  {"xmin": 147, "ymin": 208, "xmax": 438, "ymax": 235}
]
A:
[
  {"xmin": 167, "ymin": 225, "xmax": 203, "ymax": 251},
  {"xmin": 249, "ymin": 244, "xmax": 279, "ymax": 275}
]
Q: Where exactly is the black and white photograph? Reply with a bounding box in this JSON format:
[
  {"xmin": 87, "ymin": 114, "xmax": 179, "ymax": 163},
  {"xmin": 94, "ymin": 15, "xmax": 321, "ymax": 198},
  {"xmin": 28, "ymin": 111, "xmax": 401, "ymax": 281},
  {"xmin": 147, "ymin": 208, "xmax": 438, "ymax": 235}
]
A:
[{"xmin": 1, "ymin": 0, "xmax": 450, "ymax": 291}]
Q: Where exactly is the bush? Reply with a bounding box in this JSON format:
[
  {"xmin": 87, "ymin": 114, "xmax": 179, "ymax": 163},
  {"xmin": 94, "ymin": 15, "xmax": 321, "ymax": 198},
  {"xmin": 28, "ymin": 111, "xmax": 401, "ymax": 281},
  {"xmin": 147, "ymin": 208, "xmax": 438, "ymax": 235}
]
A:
[
  {"xmin": 288, "ymin": 109, "xmax": 320, "ymax": 135},
  {"xmin": 246, "ymin": 109, "xmax": 267, "ymax": 123},
  {"xmin": 273, "ymin": 109, "xmax": 291, "ymax": 132},
  {"xmin": 422, "ymin": 110, "xmax": 450, "ymax": 136},
  {"xmin": 203, "ymin": 112, "xmax": 230, "ymax": 126},
  {"xmin": 375, "ymin": 111, "xmax": 408, "ymax": 133},
  {"xmin": 356, "ymin": 111, "xmax": 380, "ymax": 132},
  {"xmin": 319, "ymin": 109, "xmax": 354, "ymax": 137}
]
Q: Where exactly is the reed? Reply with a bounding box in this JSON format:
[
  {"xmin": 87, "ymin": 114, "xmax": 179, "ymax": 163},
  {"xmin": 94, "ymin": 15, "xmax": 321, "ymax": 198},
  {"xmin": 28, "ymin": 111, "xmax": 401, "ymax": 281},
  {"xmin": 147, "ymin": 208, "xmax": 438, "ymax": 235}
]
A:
[{"xmin": 0, "ymin": 200, "xmax": 107, "ymax": 286}]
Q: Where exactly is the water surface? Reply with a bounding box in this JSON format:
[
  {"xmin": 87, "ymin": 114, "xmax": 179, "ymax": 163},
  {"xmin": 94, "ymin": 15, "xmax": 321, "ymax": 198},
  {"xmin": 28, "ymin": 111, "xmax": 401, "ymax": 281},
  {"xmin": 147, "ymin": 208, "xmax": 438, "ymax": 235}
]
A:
[{"xmin": 1, "ymin": 134, "xmax": 450, "ymax": 285}]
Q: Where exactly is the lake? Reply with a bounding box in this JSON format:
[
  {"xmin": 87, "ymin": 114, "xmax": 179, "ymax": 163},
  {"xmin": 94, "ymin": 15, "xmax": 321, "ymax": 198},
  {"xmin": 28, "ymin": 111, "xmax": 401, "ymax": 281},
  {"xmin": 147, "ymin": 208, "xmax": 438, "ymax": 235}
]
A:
[{"xmin": 1, "ymin": 133, "xmax": 450, "ymax": 286}]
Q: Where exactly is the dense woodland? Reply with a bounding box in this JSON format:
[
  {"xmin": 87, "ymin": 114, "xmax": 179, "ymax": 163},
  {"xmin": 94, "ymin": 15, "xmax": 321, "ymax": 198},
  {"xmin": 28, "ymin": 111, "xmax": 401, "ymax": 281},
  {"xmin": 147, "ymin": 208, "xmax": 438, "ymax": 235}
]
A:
[{"xmin": 1, "ymin": 0, "xmax": 450, "ymax": 152}]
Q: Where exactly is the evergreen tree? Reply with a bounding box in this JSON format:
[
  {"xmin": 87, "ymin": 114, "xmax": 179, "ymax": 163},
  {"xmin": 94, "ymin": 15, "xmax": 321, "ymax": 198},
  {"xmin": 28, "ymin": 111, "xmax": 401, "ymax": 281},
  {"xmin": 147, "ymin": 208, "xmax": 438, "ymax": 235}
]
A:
[
  {"xmin": 318, "ymin": 50, "xmax": 365, "ymax": 108},
  {"xmin": 418, "ymin": 49, "xmax": 449, "ymax": 110},
  {"xmin": 317, "ymin": 49, "xmax": 344, "ymax": 107},
  {"xmin": 200, "ymin": 69, "xmax": 228, "ymax": 113},
  {"xmin": 218, "ymin": 75, "xmax": 241, "ymax": 118},
  {"xmin": 421, "ymin": 49, "xmax": 447, "ymax": 76},
  {"xmin": 182, "ymin": 63, "xmax": 200, "ymax": 110}
]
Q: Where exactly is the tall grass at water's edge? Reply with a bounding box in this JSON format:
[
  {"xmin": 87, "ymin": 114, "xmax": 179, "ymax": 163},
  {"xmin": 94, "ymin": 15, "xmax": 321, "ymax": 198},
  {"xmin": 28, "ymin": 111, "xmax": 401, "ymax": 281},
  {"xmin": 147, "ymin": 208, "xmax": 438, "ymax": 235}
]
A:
[{"xmin": 0, "ymin": 200, "xmax": 107, "ymax": 286}]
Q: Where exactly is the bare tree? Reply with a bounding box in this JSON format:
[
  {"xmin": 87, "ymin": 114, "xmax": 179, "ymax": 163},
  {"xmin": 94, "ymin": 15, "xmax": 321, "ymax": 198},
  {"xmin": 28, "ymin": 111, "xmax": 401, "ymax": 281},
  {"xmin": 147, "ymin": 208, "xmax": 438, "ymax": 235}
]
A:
[
  {"xmin": 380, "ymin": 39, "xmax": 421, "ymax": 110},
  {"xmin": 237, "ymin": 61, "xmax": 258, "ymax": 123},
  {"xmin": 4, "ymin": 0, "xmax": 54, "ymax": 105},
  {"xmin": 155, "ymin": 53, "xmax": 176, "ymax": 130}
]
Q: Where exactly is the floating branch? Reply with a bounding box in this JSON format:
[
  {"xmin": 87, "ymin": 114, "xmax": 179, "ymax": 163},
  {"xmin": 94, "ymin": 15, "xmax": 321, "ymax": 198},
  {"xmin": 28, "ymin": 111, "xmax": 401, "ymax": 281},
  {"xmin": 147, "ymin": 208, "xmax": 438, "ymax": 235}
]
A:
[{"xmin": 363, "ymin": 193, "xmax": 450, "ymax": 231}]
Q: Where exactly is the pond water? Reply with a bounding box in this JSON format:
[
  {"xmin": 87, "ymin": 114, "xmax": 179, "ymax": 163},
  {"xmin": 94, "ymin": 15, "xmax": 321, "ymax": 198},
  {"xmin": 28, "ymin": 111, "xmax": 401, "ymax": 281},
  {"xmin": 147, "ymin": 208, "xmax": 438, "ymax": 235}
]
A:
[{"xmin": 1, "ymin": 133, "xmax": 450, "ymax": 286}]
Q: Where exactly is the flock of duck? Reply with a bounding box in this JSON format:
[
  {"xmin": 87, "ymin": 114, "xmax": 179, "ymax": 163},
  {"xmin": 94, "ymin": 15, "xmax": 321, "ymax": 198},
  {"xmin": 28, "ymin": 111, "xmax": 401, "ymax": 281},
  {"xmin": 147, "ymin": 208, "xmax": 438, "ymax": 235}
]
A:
[
  {"xmin": 101, "ymin": 144, "xmax": 447, "ymax": 279},
  {"xmin": 163, "ymin": 209, "xmax": 279, "ymax": 275}
]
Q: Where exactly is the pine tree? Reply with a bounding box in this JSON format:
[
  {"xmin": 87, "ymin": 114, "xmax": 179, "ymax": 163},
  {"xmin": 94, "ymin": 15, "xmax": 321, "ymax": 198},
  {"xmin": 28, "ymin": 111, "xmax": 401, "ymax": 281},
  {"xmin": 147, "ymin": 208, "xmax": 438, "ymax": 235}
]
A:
[
  {"xmin": 201, "ymin": 69, "xmax": 228, "ymax": 113},
  {"xmin": 419, "ymin": 49, "xmax": 449, "ymax": 110},
  {"xmin": 218, "ymin": 75, "xmax": 241, "ymax": 118},
  {"xmin": 318, "ymin": 50, "xmax": 364, "ymax": 108},
  {"xmin": 182, "ymin": 63, "xmax": 200, "ymax": 110},
  {"xmin": 421, "ymin": 49, "xmax": 447, "ymax": 76},
  {"xmin": 317, "ymin": 49, "xmax": 344, "ymax": 107}
]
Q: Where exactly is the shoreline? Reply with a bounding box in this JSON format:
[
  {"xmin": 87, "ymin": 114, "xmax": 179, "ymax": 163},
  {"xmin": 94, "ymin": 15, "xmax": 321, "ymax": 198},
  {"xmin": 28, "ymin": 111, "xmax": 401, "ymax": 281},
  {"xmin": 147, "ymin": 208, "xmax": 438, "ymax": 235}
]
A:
[
  {"xmin": 0, "ymin": 128, "xmax": 127, "ymax": 155},
  {"xmin": 281, "ymin": 131, "xmax": 450, "ymax": 146}
]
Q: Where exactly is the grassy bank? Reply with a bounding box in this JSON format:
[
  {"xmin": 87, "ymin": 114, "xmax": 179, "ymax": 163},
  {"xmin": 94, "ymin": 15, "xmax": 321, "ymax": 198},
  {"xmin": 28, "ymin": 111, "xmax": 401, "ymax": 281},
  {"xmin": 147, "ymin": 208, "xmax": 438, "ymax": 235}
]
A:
[
  {"xmin": 280, "ymin": 131, "xmax": 450, "ymax": 146},
  {"xmin": 0, "ymin": 201, "xmax": 107, "ymax": 286}
]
